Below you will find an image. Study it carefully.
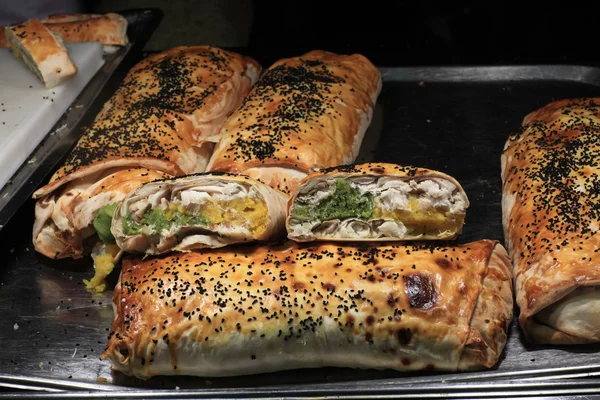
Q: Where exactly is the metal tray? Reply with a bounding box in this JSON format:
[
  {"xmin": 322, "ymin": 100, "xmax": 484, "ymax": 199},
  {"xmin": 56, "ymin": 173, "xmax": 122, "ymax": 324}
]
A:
[
  {"xmin": 2, "ymin": 65, "xmax": 600, "ymax": 398},
  {"xmin": 0, "ymin": 8, "xmax": 163, "ymax": 230}
]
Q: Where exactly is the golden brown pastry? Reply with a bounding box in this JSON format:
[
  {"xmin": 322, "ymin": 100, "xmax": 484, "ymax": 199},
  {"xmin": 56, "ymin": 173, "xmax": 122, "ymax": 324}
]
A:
[
  {"xmin": 102, "ymin": 239, "xmax": 513, "ymax": 379},
  {"xmin": 32, "ymin": 46, "xmax": 260, "ymax": 269},
  {"xmin": 0, "ymin": 13, "xmax": 128, "ymax": 49},
  {"xmin": 501, "ymin": 97, "xmax": 600, "ymax": 344},
  {"xmin": 111, "ymin": 172, "xmax": 289, "ymax": 255},
  {"xmin": 206, "ymin": 50, "xmax": 382, "ymax": 194},
  {"xmin": 4, "ymin": 18, "xmax": 78, "ymax": 88},
  {"xmin": 286, "ymin": 163, "xmax": 469, "ymax": 242},
  {"xmin": 41, "ymin": 13, "xmax": 128, "ymax": 48}
]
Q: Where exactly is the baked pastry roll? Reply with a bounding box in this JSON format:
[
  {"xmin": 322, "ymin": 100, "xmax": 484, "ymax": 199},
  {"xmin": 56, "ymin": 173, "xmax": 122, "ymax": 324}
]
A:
[
  {"xmin": 102, "ymin": 46, "xmax": 260, "ymax": 148},
  {"xmin": 102, "ymin": 239, "xmax": 513, "ymax": 379},
  {"xmin": 206, "ymin": 50, "xmax": 382, "ymax": 194},
  {"xmin": 41, "ymin": 13, "xmax": 129, "ymax": 49},
  {"xmin": 287, "ymin": 163, "xmax": 469, "ymax": 242},
  {"xmin": 0, "ymin": 13, "xmax": 128, "ymax": 50},
  {"xmin": 501, "ymin": 97, "xmax": 600, "ymax": 344},
  {"xmin": 5, "ymin": 18, "xmax": 78, "ymax": 88},
  {"xmin": 32, "ymin": 45, "xmax": 260, "ymax": 262},
  {"xmin": 112, "ymin": 172, "xmax": 288, "ymax": 255}
]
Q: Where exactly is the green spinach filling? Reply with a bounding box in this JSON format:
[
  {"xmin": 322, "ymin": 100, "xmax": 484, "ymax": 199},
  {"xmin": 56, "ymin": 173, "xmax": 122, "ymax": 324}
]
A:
[
  {"xmin": 123, "ymin": 207, "xmax": 208, "ymax": 236},
  {"xmin": 293, "ymin": 179, "xmax": 374, "ymax": 222},
  {"xmin": 93, "ymin": 203, "xmax": 118, "ymax": 244}
]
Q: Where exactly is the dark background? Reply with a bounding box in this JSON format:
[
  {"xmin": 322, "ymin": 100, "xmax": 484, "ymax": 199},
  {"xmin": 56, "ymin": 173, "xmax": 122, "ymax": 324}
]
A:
[
  {"xmin": 244, "ymin": 2, "xmax": 600, "ymax": 67},
  {"xmin": 3, "ymin": 1, "xmax": 599, "ymax": 67}
]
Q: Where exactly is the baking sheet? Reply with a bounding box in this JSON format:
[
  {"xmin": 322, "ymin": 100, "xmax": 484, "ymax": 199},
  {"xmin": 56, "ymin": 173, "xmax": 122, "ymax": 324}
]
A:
[{"xmin": 2, "ymin": 65, "xmax": 600, "ymax": 397}]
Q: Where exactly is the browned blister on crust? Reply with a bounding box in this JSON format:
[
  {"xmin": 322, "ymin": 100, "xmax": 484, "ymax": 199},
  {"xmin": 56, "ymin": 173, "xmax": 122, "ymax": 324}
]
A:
[
  {"xmin": 206, "ymin": 50, "xmax": 382, "ymax": 194},
  {"xmin": 102, "ymin": 239, "xmax": 512, "ymax": 379},
  {"xmin": 501, "ymin": 98, "xmax": 600, "ymax": 344}
]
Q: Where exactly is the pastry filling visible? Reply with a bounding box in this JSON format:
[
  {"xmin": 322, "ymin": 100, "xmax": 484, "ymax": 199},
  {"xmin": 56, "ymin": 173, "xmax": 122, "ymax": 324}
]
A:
[
  {"xmin": 118, "ymin": 180, "xmax": 270, "ymax": 254},
  {"xmin": 123, "ymin": 197, "xmax": 268, "ymax": 237},
  {"xmin": 292, "ymin": 179, "xmax": 374, "ymax": 221},
  {"xmin": 83, "ymin": 242, "xmax": 121, "ymax": 293},
  {"xmin": 289, "ymin": 177, "xmax": 467, "ymax": 240},
  {"xmin": 8, "ymin": 32, "xmax": 44, "ymax": 82},
  {"xmin": 93, "ymin": 203, "xmax": 118, "ymax": 244}
]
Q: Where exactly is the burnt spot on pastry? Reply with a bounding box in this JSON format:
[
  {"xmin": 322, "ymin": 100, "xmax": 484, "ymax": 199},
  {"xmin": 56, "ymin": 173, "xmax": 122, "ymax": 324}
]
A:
[
  {"xmin": 322, "ymin": 282, "xmax": 336, "ymax": 292},
  {"xmin": 403, "ymin": 273, "xmax": 438, "ymax": 310},
  {"xmin": 435, "ymin": 258, "xmax": 451, "ymax": 269},
  {"xmin": 292, "ymin": 281, "xmax": 305, "ymax": 291},
  {"xmin": 396, "ymin": 328, "xmax": 412, "ymax": 345},
  {"xmin": 366, "ymin": 315, "xmax": 375, "ymax": 325},
  {"xmin": 365, "ymin": 332, "xmax": 373, "ymax": 342},
  {"xmin": 401, "ymin": 357, "xmax": 411, "ymax": 366},
  {"xmin": 387, "ymin": 293, "xmax": 397, "ymax": 307},
  {"xmin": 346, "ymin": 314, "xmax": 355, "ymax": 324}
]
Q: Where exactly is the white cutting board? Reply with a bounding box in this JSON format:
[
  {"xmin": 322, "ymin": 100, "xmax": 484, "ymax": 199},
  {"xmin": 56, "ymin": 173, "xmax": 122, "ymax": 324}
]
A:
[{"xmin": 0, "ymin": 42, "xmax": 105, "ymax": 190}]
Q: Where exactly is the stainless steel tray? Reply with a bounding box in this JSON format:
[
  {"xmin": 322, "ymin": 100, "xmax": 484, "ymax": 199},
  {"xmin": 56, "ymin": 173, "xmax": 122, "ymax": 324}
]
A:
[{"xmin": 2, "ymin": 65, "xmax": 600, "ymax": 398}]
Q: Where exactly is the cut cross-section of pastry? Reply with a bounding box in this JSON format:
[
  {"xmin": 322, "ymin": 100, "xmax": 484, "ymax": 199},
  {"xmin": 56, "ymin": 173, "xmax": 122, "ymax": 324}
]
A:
[
  {"xmin": 5, "ymin": 18, "xmax": 78, "ymax": 88},
  {"xmin": 286, "ymin": 163, "xmax": 469, "ymax": 242},
  {"xmin": 111, "ymin": 172, "xmax": 289, "ymax": 255}
]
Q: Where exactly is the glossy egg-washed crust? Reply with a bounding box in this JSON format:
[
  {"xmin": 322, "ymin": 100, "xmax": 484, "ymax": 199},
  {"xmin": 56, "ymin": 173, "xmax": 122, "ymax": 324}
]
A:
[
  {"xmin": 102, "ymin": 239, "xmax": 512, "ymax": 379},
  {"xmin": 287, "ymin": 162, "xmax": 469, "ymax": 213},
  {"xmin": 33, "ymin": 46, "xmax": 260, "ymax": 199},
  {"xmin": 206, "ymin": 50, "xmax": 382, "ymax": 194},
  {"xmin": 501, "ymin": 98, "xmax": 600, "ymax": 344}
]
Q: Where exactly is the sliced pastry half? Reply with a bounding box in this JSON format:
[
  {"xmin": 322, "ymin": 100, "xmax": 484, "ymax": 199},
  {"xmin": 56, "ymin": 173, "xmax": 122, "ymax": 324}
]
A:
[
  {"xmin": 286, "ymin": 163, "xmax": 469, "ymax": 242},
  {"xmin": 111, "ymin": 172, "xmax": 289, "ymax": 255},
  {"xmin": 5, "ymin": 18, "xmax": 77, "ymax": 88}
]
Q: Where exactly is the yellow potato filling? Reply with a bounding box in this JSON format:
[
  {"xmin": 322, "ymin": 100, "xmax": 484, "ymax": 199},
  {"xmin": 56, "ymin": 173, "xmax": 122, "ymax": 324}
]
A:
[
  {"xmin": 195, "ymin": 196, "xmax": 269, "ymax": 236},
  {"xmin": 374, "ymin": 197, "xmax": 461, "ymax": 239},
  {"xmin": 84, "ymin": 243, "xmax": 121, "ymax": 293}
]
